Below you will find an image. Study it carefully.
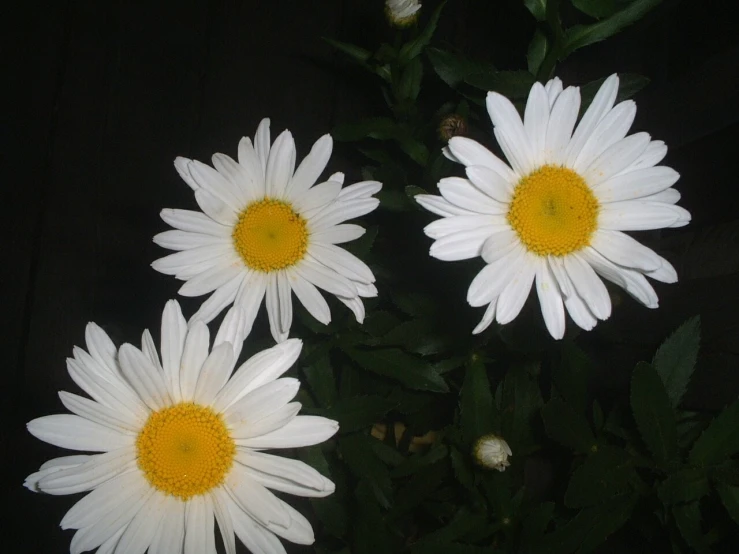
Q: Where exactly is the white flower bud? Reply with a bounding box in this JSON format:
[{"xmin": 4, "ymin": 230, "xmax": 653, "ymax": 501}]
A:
[
  {"xmin": 472, "ymin": 434, "xmax": 512, "ymax": 471},
  {"xmin": 385, "ymin": 0, "xmax": 421, "ymax": 28}
]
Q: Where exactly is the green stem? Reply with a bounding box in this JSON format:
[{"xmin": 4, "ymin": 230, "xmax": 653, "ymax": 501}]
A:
[{"xmin": 536, "ymin": 0, "xmax": 565, "ymax": 82}]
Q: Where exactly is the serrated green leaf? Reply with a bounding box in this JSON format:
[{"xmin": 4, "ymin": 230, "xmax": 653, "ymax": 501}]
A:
[
  {"xmin": 572, "ymin": 0, "xmax": 630, "ymax": 19},
  {"xmin": 563, "ymin": 0, "xmax": 663, "ymax": 56},
  {"xmin": 542, "ymin": 398, "xmax": 596, "ymax": 453},
  {"xmin": 460, "ymin": 358, "xmax": 498, "ymax": 444},
  {"xmin": 363, "ymin": 311, "xmax": 401, "ymax": 337},
  {"xmin": 631, "ymin": 361, "xmax": 679, "ymax": 468},
  {"xmin": 465, "ymin": 69, "xmax": 537, "ymax": 99},
  {"xmin": 390, "ymin": 460, "xmax": 448, "ymax": 517},
  {"xmin": 501, "ymin": 362, "xmax": 543, "ymax": 455},
  {"xmin": 657, "ymin": 467, "xmax": 709, "ymax": 505},
  {"xmin": 392, "ymin": 443, "xmax": 448, "ymax": 477},
  {"xmin": 672, "ymin": 502, "xmax": 713, "ymax": 554},
  {"xmin": 370, "ymin": 439, "xmax": 406, "ymax": 467},
  {"xmin": 450, "ymin": 447, "xmax": 476, "ymax": 492},
  {"xmin": 717, "ymin": 484, "xmax": 739, "ymax": 526},
  {"xmin": 322, "ymin": 395, "xmax": 397, "ymax": 433},
  {"xmin": 524, "ymin": 0, "xmax": 547, "ymax": 21},
  {"xmin": 302, "ymin": 352, "xmax": 337, "ymax": 407},
  {"xmin": 426, "ymin": 47, "xmax": 495, "ymax": 88},
  {"xmin": 527, "ymin": 29, "xmax": 549, "ymax": 75},
  {"xmin": 398, "ymin": 1, "xmax": 446, "ymax": 65},
  {"xmin": 376, "ymin": 318, "xmax": 451, "ymax": 356},
  {"xmin": 345, "ymin": 347, "xmax": 449, "ymax": 392},
  {"xmin": 554, "ymin": 342, "xmax": 592, "ymax": 414},
  {"xmin": 652, "ymin": 316, "xmax": 701, "ymax": 408},
  {"xmin": 391, "ymin": 291, "xmax": 438, "ymax": 317},
  {"xmin": 689, "ymin": 399, "xmax": 739, "ymax": 465},
  {"xmin": 565, "ymin": 446, "xmax": 636, "ymax": 508},
  {"xmin": 340, "ymin": 434, "xmax": 393, "ymax": 508},
  {"xmin": 354, "ymin": 481, "xmax": 393, "ymax": 554},
  {"xmin": 397, "ymin": 56, "xmax": 423, "ymax": 102}
]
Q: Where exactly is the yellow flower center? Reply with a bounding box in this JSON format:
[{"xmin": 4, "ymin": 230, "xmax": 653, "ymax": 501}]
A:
[
  {"xmin": 136, "ymin": 403, "xmax": 235, "ymax": 500},
  {"xmin": 232, "ymin": 199, "xmax": 308, "ymax": 272},
  {"xmin": 506, "ymin": 165, "xmax": 599, "ymax": 256}
]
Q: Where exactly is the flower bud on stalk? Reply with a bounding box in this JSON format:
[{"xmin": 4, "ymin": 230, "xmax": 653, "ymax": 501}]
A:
[{"xmin": 472, "ymin": 434, "xmax": 512, "ymax": 471}]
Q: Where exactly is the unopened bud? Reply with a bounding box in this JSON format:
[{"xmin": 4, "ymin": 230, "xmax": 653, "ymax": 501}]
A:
[
  {"xmin": 472, "ymin": 434, "xmax": 512, "ymax": 471},
  {"xmin": 385, "ymin": 0, "xmax": 421, "ymax": 28},
  {"xmin": 439, "ymin": 113, "xmax": 468, "ymax": 141}
]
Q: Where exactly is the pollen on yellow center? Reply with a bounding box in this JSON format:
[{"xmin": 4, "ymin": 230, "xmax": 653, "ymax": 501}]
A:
[
  {"xmin": 506, "ymin": 165, "xmax": 599, "ymax": 257},
  {"xmin": 136, "ymin": 403, "xmax": 235, "ymax": 500},
  {"xmin": 232, "ymin": 198, "xmax": 308, "ymax": 272}
]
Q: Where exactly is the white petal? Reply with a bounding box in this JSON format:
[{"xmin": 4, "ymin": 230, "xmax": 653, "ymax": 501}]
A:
[
  {"xmin": 175, "ymin": 156, "xmax": 198, "ymax": 190},
  {"xmin": 188, "ymin": 272, "xmax": 243, "ymax": 324},
  {"xmin": 160, "ymin": 300, "xmax": 187, "ymax": 401},
  {"xmin": 544, "ymin": 86, "xmax": 580, "ymax": 164},
  {"xmin": 214, "ymin": 305, "xmax": 249, "ymax": 361},
  {"xmin": 337, "ymin": 180, "xmax": 382, "ymax": 201},
  {"xmin": 447, "ymin": 137, "xmax": 516, "ymax": 181},
  {"xmin": 430, "ymin": 226, "xmax": 498, "ymax": 261},
  {"xmin": 265, "ymin": 273, "xmax": 289, "ymax": 343},
  {"xmin": 594, "ymin": 166, "xmax": 680, "ymax": 203},
  {"xmin": 141, "ymin": 329, "xmax": 162, "ymax": 374},
  {"xmin": 38, "ymin": 447, "xmax": 136, "ymax": 495},
  {"xmin": 234, "ymin": 270, "xmax": 268, "ymax": 337},
  {"xmin": 287, "ymin": 270, "xmax": 331, "ymax": 325},
  {"xmin": 644, "ymin": 187, "xmax": 681, "ymax": 204},
  {"xmin": 424, "ymin": 214, "xmax": 504, "ymax": 239},
  {"xmin": 236, "ymin": 451, "xmax": 334, "ymax": 497},
  {"xmin": 115, "ymin": 491, "xmax": 169, "ymax": 554},
  {"xmin": 495, "ymin": 256, "xmax": 537, "ymax": 325},
  {"xmin": 583, "ymin": 132, "xmax": 651, "ymax": 186},
  {"xmin": 573, "ymin": 100, "xmax": 636, "ymax": 172},
  {"xmin": 562, "ymin": 254, "xmax": 611, "ymax": 320},
  {"xmin": 310, "ymin": 223, "xmax": 366, "ymax": 245},
  {"xmin": 278, "ymin": 271, "xmax": 293, "ymax": 333},
  {"xmin": 238, "ymin": 136, "xmax": 267, "ymax": 198},
  {"xmin": 267, "ymin": 501, "xmax": 315, "ymax": 545},
  {"xmin": 179, "ymin": 263, "xmax": 243, "ymax": 297},
  {"xmin": 227, "ymin": 494, "xmax": 286, "ymax": 554},
  {"xmin": 235, "ymin": 415, "xmax": 338, "ymax": 449},
  {"xmin": 225, "ymin": 466, "xmax": 292, "ymax": 529},
  {"xmin": 193, "ymin": 342, "xmax": 235, "ymax": 406},
  {"xmin": 225, "ymin": 378, "xmax": 301, "ymax": 437},
  {"xmin": 149, "ymin": 496, "xmax": 185, "ymax": 554},
  {"xmin": 292, "ymin": 180, "xmax": 342, "ymax": 213},
  {"xmin": 621, "ymin": 139, "xmax": 667, "ymax": 173},
  {"xmin": 233, "ymin": 403, "xmax": 301, "ymax": 440},
  {"xmin": 118, "ymin": 344, "xmax": 172, "ymax": 411},
  {"xmin": 179, "ymin": 320, "xmax": 210, "ymax": 402},
  {"xmin": 438, "ymin": 177, "xmax": 507, "ymax": 214},
  {"xmin": 211, "ymin": 489, "xmax": 237, "ymax": 554},
  {"xmin": 545, "ymin": 77, "xmax": 563, "ymax": 106},
  {"xmin": 599, "ymin": 201, "xmax": 682, "ymax": 231},
  {"xmin": 486, "ymin": 91, "xmax": 535, "ymax": 174},
  {"xmin": 645, "ymin": 257, "xmax": 678, "ymax": 284},
  {"xmin": 287, "ymin": 134, "xmax": 333, "ymax": 198},
  {"xmin": 481, "ymin": 228, "xmax": 519, "ymax": 263},
  {"xmin": 212, "ymin": 153, "xmax": 253, "ymax": 205},
  {"xmin": 84, "ymin": 323, "xmax": 118, "ymax": 376},
  {"xmin": 415, "ymin": 194, "xmax": 478, "ymax": 217},
  {"xmin": 294, "ymin": 257, "xmax": 357, "ymax": 298},
  {"xmin": 536, "ymin": 260, "xmax": 565, "ymax": 339},
  {"xmin": 523, "ymin": 82, "xmax": 550, "ymax": 158},
  {"xmin": 591, "ymin": 230, "xmax": 662, "ymax": 271},
  {"xmin": 472, "ymin": 299, "xmax": 497, "ymax": 335},
  {"xmin": 564, "ymin": 291, "xmax": 598, "ymax": 331},
  {"xmin": 213, "ymin": 339, "xmax": 302, "ymax": 412},
  {"xmin": 195, "ymin": 188, "xmax": 239, "ymax": 226},
  {"xmin": 565, "ymin": 74, "xmax": 619, "ymax": 166},
  {"xmin": 28, "ymin": 414, "xmax": 132, "ymax": 452},
  {"xmin": 59, "ymin": 391, "xmax": 139, "ymax": 433},
  {"xmin": 25, "ymin": 455, "xmax": 90, "ymax": 492},
  {"xmin": 189, "ymin": 160, "xmax": 242, "ymax": 209},
  {"xmin": 265, "ymin": 130, "xmax": 296, "ymax": 198},
  {"xmin": 580, "ymin": 247, "xmax": 660, "ymax": 308},
  {"xmin": 254, "ymin": 118, "xmax": 271, "ymax": 176},
  {"xmin": 337, "ymin": 295, "xmax": 366, "ymax": 323},
  {"xmin": 467, "ymin": 244, "xmax": 525, "ymax": 307},
  {"xmin": 465, "ymin": 165, "xmax": 514, "ymax": 203},
  {"xmin": 309, "ymin": 243, "xmax": 374, "ymax": 283},
  {"xmin": 151, "ymin": 244, "xmax": 235, "ymax": 276},
  {"xmin": 61, "ymin": 471, "xmax": 146, "ymax": 530},
  {"xmin": 185, "ymin": 494, "xmax": 216, "ymax": 554},
  {"xmin": 308, "ymin": 198, "xmax": 379, "ymax": 231},
  {"xmin": 160, "ymin": 209, "xmax": 231, "ymax": 237}
]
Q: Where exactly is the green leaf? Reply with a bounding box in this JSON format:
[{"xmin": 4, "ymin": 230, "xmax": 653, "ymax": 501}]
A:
[
  {"xmin": 323, "ymin": 37, "xmax": 372, "ymax": 63},
  {"xmin": 542, "ymin": 398, "xmax": 596, "ymax": 453},
  {"xmin": 653, "ymin": 316, "xmax": 701, "ymax": 408},
  {"xmin": 465, "ymin": 70, "xmax": 537, "ymax": 99},
  {"xmin": 717, "ymin": 484, "xmax": 739, "ymax": 526},
  {"xmin": 572, "ymin": 0, "xmax": 630, "ymax": 19},
  {"xmin": 339, "ymin": 434, "xmax": 393, "ymax": 508},
  {"xmin": 501, "ymin": 362, "xmax": 543, "ymax": 454},
  {"xmin": 450, "ymin": 447, "xmax": 477, "ymax": 492},
  {"xmin": 398, "ymin": 1, "xmax": 446, "ymax": 65},
  {"xmin": 565, "ymin": 446, "xmax": 636, "ymax": 508},
  {"xmin": 390, "ymin": 459, "xmax": 448, "ymax": 516},
  {"xmin": 520, "ymin": 502, "xmax": 555, "ymax": 552},
  {"xmin": 411, "ymin": 507, "xmax": 487, "ymax": 549},
  {"xmin": 377, "ymin": 189, "xmax": 413, "ymax": 211},
  {"xmin": 527, "ymin": 29, "xmax": 550, "ymax": 76},
  {"xmin": 540, "ymin": 494, "xmax": 636, "ymax": 554},
  {"xmin": 333, "ymin": 117, "xmax": 398, "ymax": 142},
  {"xmin": 392, "ymin": 443, "xmax": 449, "ymax": 477},
  {"xmin": 345, "ymin": 347, "xmax": 449, "ymax": 392},
  {"xmin": 322, "ymin": 395, "xmax": 397, "ymax": 434},
  {"xmin": 553, "ymin": 342, "xmax": 592, "ymax": 414},
  {"xmin": 353, "ymin": 481, "xmax": 393, "ymax": 554},
  {"xmin": 672, "ymin": 502, "xmax": 713, "ymax": 554},
  {"xmin": 631, "ymin": 361, "xmax": 679, "ymax": 469},
  {"xmin": 362, "ymin": 310, "xmax": 401, "ymax": 337},
  {"xmin": 343, "ymin": 225, "xmax": 377, "ymax": 259},
  {"xmin": 657, "ymin": 467, "xmax": 710, "ymax": 505},
  {"xmin": 397, "ymin": 57, "xmax": 423, "ymax": 101},
  {"xmin": 460, "ymin": 358, "xmax": 498, "ymax": 444},
  {"xmin": 524, "ymin": 0, "xmax": 547, "ymax": 21},
  {"xmin": 299, "ymin": 446, "xmax": 349, "ymax": 538},
  {"xmin": 405, "ymin": 185, "xmax": 427, "ymax": 200},
  {"xmin": 302, "ymin": 352, "xmax": 337, "ymax": 407},
  {"xmin": 563, "ymin": 0, "xmax": 663, "ymax": 56},
  {"xmin": 710, "ymin": 461, "xmax": 739, "ymax": 486},
  {"xmin": 376, "ymin": 318, "xmax": 451, "ymax": 356},
  {"xmin": 426, "ymin": 47, "xmax": 496, "ymax": 88},
  {"xmin": 689, "ymin": 399, "xmax": 739, "ymax": 465},
  {"xmin": 391, "ymin": 291, "xmax": 438, "ymax": 317}
]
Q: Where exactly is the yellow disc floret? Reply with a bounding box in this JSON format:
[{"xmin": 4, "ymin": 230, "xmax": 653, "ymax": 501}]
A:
[
  {"xmin": 136, "ymin": 403, "xmax": 235, "ymax": 500},
  {"xmin": 507, "ymin": 165, "xmax": 599, "ymax": 256},
  {"xmin": 232, "ymin": 199, "xmax": 308, "ymax": 272}
]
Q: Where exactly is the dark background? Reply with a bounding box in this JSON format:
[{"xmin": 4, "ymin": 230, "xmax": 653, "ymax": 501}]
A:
[{"xmin": 4, "ymin": 0, "xmax": 739, "ymax": 551}]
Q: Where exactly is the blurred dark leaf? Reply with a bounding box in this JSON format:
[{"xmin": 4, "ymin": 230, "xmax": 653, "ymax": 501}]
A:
[
  {"xmin": 572, "ymin": 0, "xmax": 631, "ymax": 19},
  {"xmin": 391, "ymin": 291, "xmax": 438, "ymax": 318},
  {"xmin": 524, "ymin": 0, "xmax": 547, "ymax": 21},
  {"xmin": 716, "ymin": 484, "xmax": 739, "ymax": 526},
  {"xmin": 427, "ymin": 47, "xmax": 496, "ymax": 88},
  {"xmin": 501, "ymin": 362, "xmax": 543, "ymax": 455},
  {"xmin": 689, "ymin": 398, "xmax": 739, "ymax": 465},
  {"xmin": 669, "ymin": 220, "xmax": 739, "ymax": 281},
  {"xmin": 653, "ymin": 316, "xmax": 701, "ymax": 408},
  {"xmin": 563, "ymin": 0, "xmax": 663, "ymax": 56},
  {"xmin": 343, "ymin": 225, "xmax": 378, "ymax": 259},
  {"xmin": 460, "ymin": 357, "xmax": 499, "ymax": 444},
  {"xmin": 553, "ymin": 342, "xmax": 592, "ymax": 414},
  {"xmin": 354, "ymin": 481, "xmax": 394, "ymax": 554},
  {"xmin": 323, "ymin": 395, "xmax": 398, "ymax": 434},
  {"xmin": 397, "ymin": 57, "xmax": 423, "ymax": 101},
  {"xmin": 631, "ymin": 361, "xmax": 679, "ymax": 469},
  {"xmin": 672, "ymin": 501, "xmax": 713, "ymax": 554},
  {"xmin": 398, "ymin": 1, "xmax": 446, "ymax": 65},
  {"xmin": 303, "ymin": 351, "xmax": 337, "ymax": 407},
  {"xmin": 565, "ymin": 445, "xmax": 636, "ymax": 508},
  {"xmin": 390, "ymin": 459, "xmax": 448, "ymax": 517},
  {"xmin": 392, "ymin": 443, "xmax": 449, "ymax": 478},
  {"xmin": 657, "ymin": 467, "xmax": 709, "ymax": 505},
  {"xmin": 410, "ymin": 506, "xmax": 487, "ymax": 549},
  {"xmin": 527, "ymin": 29, "xmax": 549, "ymax": 75},
  {"xmin": 345, "ymin": 347, "xmax": 449, "ymax": 392},
  {"xmin": 362, "ymin": 310, "xmax": 402, "ymax": 337},
  {"xmin": 324, "ymin": 37, "xmax": 372, "ymax": 63},
  {"xmin": 450, "ymin": 447, "xmax": 477, "ymax": 492},
  {"xmin": 340, "ymin": 434, "xmax": 394, "ymax": 508},
  {"xmin": 465, "ymin": 70, "xmax": 536, "ymax": 100},
  {"xmin": 520, "ymin": 501, "xmax": 555, "ymax": 553},
  {"xmin": 542, "ymin": 398, "xmax": 596, "ymax": 453},
  {"xmin": 374, "ymin": 318, "xmax": 452, "ymax": 356}
]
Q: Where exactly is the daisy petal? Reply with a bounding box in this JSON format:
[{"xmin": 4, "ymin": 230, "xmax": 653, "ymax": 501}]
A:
[
  {"xmin": 267, "ymin": 501, "xmax": 315, "ymax": 545},
  {"xmin": 195, "ymin": 189, "xmax": 239, "ymax": 226},
  {"xmin": 160, "ymin": 209, "xmax": 230, "ymax": 237},
  {"xmin": 565, "ymin": 74, "xmax": 619, "ymax": 166},
  {"xmin": 227, "ymin": 495, "xmax": 287, "ymax": 554},
  {"xmin": 119, "ymin": 344, "xmax": 172, "ymax": 410},
  {"xmin": 496, "ymin": 257, "xmax": 536, "ymax": 325},
  {"xmin": 179, "ymin": 321, "xmax": 210, "ymax": 402},
  {"xmin": 115, "ymin": 491, "xmax": 168, "ymax": 554},
  {"xmin": 287, "ymin": 134, "xmax": 333, "ymax": 197},
  {"xmin": 424, "ymin": 215, "xmax": 504, "ymax": 239},
  {"xmin": 225, "ymin": 465, "xmax": 292, "ymax": 529},
  {"xmin": 235, "ymin": 415, "xmax": 338, "ymax": 449},
  {"xmin": 28, "ymin": 414, "xmax": 132, "ymax": 452},
  {"xmin": 59, "ymin": 391, "xmax": 139, "ymax": 433},
  {"xmin": 234, "ymin": 270, "xmax": 268, "ymax": 336},
  {"xmin": 188, "ymin": 272, "xmax": 243, "ymax": 324},
  {"xmin": 38, "ymin": 447, "xmax": 136, "ymax": 495},
  {"xmin": 591, "ymin": 229, "xmax": 662, "ymax": 271},
  {"xmin": 292, "ymin": 180, "xmax": 342, "ymax": 213},
  {"xmin": 212, "ymin": 153, "xmax": 253, "ymax": 205},
  {"xmin": 265, "ymin": 130, "xmax": 296, "ymax": 198},
  {"xmin": 184, "ymin": 494, "xmax": 216, "ymax": 554},
  {"xmin": 151, "ymin": 244, "xmax": 235, "ymax": 276},
  {"xmin": 467, "ymin": 245, "xmax": 525, "ymax": 307},
  {"xmin": 624, "ymin": 139, "xmax": 667, "ymax": 172},
  {"xmin": 337, "ymin": 180, "xmax": 383, "ymax": 201},
  {"xmin": 465, "ymin": 165, "xmax": 514, "ymax": 203},
  {"xmin": 309, "ymin": 243, "xmax": 375, "ymax": 283},
  {"xmin": 545, "ymin": 86, "xmax": 581, "ymax": 164},
  {"xmin": 310, "ymin": 223, "xmax": 366, "ymax": 245},
  {"xmin": 481, "ymin": 228, "xmax": 519, "ymax": 263},
  {"xmin": 447, "ymin": 136, "xmax": 516, "ymax": 181},
  {"xmin": 573, "ymin": 100, "xmax": 636, "ymax": 172},
  {"xmin": 415, "ymin": 194, "xmax": 478, "ymax": 217},
  {"xmin": 438, "ymin": 177, "xmax": 507, "ymax": 214},
  {"xmin": 646, "ymin": 257, "xmax": 678, "ymax": 284},
  {"xmin": 593, "ymin": 166, "xmax": 680, "ymax": 203},
  {"xmin": 562, "ymin": 254, "xmax": 611, "ymax": 320},
  {"xmin": 193, "ymin": 342, "xmax": 235, "ymax": 406},
  {"xmin": 472, "ymin": 299, "xmax": 497, "ymax": 335},
  {"xmin": 254, "ymin": 118, "xmax": 271, "ymax": 176},
  {"xmin": 175, "ymin": 157, "xmax": 199, "ymax": 190},
  {"xmin": 149, "ymin": 496, "xmax": 185, "ymax": 554},
  {"xmin": 236, "ymin": 451, "xmax": 335, "ymax": 498},
  {"xmin": 84, "ymin": 323, "xmax": 118, "ymax": 375},
  {"xmin": 430, "ymin": 226, "xmax": 498, "ymax": 261},
  {"xmin": 486, "ymin": 92, "xmax": 535, "ymax": 174},
  {"xmin": 233, "ymin": 402, "xmax": 302, "ymax": 440},
  {"xmin": 583, "ymin": 132, "xmax": 651, "ymax": 186},
  {"xmin": 337, "ymin": 295, "xmax": 366, "ymax": 323},
  {"xmin": 237, "ymin": 136, "xmax": 266, "ymax": 198},
  {"xmin": 523, "ymin": 82, "xmax": 550, "ymax": 157},
  {"xmin": 564, "ymin": 291, "xmax": 598, "ymax": 331},
  {"xmin": 189, "ymin": 160, "xmax": 242, "ymax": 209},
  {"xmin": 224, "ymin": 378, "xmax": 301, "ymax": 436},
  {"xmin": 211, "ymin": 489, "xmax": 237, "ymax": 554},
  {"xmin": 644, "ymin": 188, "xmax": 681, "ymax": 204},
  {"xmin": 179, "ymin": 264, "xmax": 243, "ymax": 298},
  {"xmin": 287, "ymin": 269, "xmax": 331, "ymax": 325},
  {"xmin": 599, "ymin": 201, "xmax": 682, "ymax": 230},
  {"xmin": 61, "ymin": 471, "xmax": 145, "ymax": 530},
  {"xmin": 536, "ymin": 260, "xmax": 565, "ymax": 339},
  {"xmin": 213, "ymin": 305, "xmax": 249, "ymax": 361},
  {"xmin": 160, "ymin": 300, "xmax": 187, "ymax": 400},
  {"xmin": 266, "ymin": 273, "xmax": 289, "ymax": 343},
  {"xmin": 295, "ymin": 257, "xmax": 357, "ymax": 298},
  {"xmin": 581, "ymin": 247, "xmax": 659, "ymax": 308}
]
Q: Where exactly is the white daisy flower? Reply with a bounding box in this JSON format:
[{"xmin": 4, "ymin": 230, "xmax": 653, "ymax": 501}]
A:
[
  {"xmin": 385, "ymin": 0, "xmax": 421, "ymax": 27},
  {"xmin": 25, "ymin": 300, "xmax": 338, "ymax": 554},
  {"xmin": 417, "ymin": 74, "xmax": 690, "ymax": 339},
  {"xmin": 153, "ymin": 118, "xmax": 381, "ymax": 343}
]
